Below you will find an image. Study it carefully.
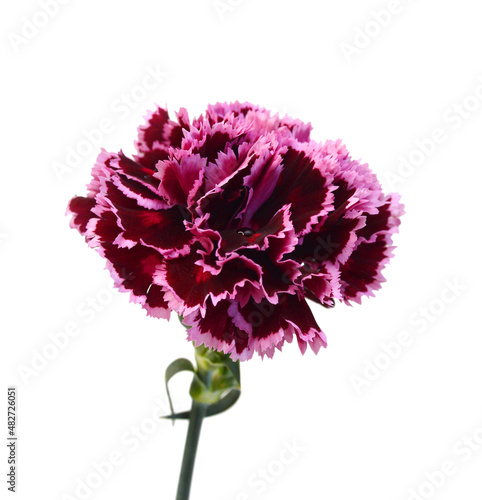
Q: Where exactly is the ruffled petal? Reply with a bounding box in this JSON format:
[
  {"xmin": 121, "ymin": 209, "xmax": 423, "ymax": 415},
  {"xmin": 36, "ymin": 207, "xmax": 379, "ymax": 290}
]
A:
[
  {"xmin": 238, "ymin": 294, "xmax": 327, "ymax": 358},
  {"xmin": 136, "ymin": 106, "xmax": 184, "ymax": 153},
  {"xmin": 101, "ymin": 243, "xmax": 171, "ymax": 319},
  {"xmin": 339, "ymin": 233, "xmax": 394, "ymax": 304},
  {"xmin": 184, "ymin": 299, "xmax": 252, "ymax": 360},
  {"xmin": 155, "ymin": 154, "xmax": 206, "ymax": 207},
  {"xmin": 251, "ymin": 144, "xmax": 333, "ymax": 236},
  {"xmin": 158, "ymin": 244, "xmax": 261, "ymax": 315},
  {"xmin": 67, "ymin": 196, "xmax": 96, "ymax": 234}
]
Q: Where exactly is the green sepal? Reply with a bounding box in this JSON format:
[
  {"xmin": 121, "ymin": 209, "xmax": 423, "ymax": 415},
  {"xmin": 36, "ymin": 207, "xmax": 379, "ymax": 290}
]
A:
[{"xmin": 190, "ymin": 345, "xmax": 240, "ymax": 404}]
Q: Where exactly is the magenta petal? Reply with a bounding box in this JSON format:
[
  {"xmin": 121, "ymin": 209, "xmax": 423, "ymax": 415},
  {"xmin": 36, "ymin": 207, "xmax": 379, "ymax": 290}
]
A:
[
  {"xmin": 358, "ymin": 193, "xmax": 404, "ymax": 242},
  {"xmin": 204, "ymin": 149, "xmax": 240, "ymax": 192},
  {"xmin": 155, "ymin": 154, "xmax": 206, "ymax": 206},
  {"xmin": 237, "ymin": 134, "xmax": 285, "ymax": 226}
]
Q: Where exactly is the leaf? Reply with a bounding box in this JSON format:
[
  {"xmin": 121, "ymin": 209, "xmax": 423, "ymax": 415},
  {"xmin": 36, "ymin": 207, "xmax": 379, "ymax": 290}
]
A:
[
  {"xmin": 163, "ymin": 387, "xmax": 241, "ymax": 420},
  {"xmin": 164, "ymin": 358, "xmax": 195, "ymax": 425}
]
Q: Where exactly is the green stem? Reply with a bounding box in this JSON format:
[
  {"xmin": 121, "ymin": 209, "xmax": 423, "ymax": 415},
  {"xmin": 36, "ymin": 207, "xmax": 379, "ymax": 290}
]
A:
[{"xmin": 175, "ymin": 400, "xmax": 207, "ymax": 500}]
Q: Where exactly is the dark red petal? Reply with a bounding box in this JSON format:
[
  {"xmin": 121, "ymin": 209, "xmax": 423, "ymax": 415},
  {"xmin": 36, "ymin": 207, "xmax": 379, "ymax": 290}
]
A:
[
  {"xmin": 146, "ymin": 284, "xmax": 169, "ymax": 308},
  {"xmin": 162, "ymin": 246, "xmax": 260, "ymax": 311},
  {"xmin": 136, "ymin": 107, "xmax": 170, "ymax": 152},
  {"xmin": 339, "ymin": 234, "xmax": 391, "ymax": 303},
  {"xmin": 145, "ymin": 284, "xmax": 171, "ymax": 318},
  {"xmin": 68, "ymin": 197, "xmax": 96, "ymax": 234},
  {"xmin": 193, "ymin": 131, "xmax": 233, "ymax": 164},
  {"xmin": 115, "ymin": 153, "xmax": 159, "ymax": 189},
  {"xmin": 331, "ymin": 179, "xmax": 357, "ymax": 214},
  {"xmin": 101, "ymin": 243, "xmax": 170, "ymax": 319},
  {"xmin": 115, "ymin": 205, "xmax": 191, "ymax": 252},
  {"xmin": 157, "ymin": 160, "xmax": 186, "ymax": 206},
  {"xmin": 218, "ymin": 205, "xmax": 295, "ymax": 258},
  {"xmin": 301, "ymin": 265, "xmax": 340, "ymax": 305},
  {"xmin": 199, "ymin": 184, "xmax": 249, "ymax": 230},
  {"xmin": 168, "ymin": 124, "xmax": 183, "ymax": 148},
  {"xmin": 112, "ymin": 175, "xmax": 165, "ymax": 209},
  {"xmin": 240, "ymin": 297, "xmax": 284, "ymax": 341},
  {"xmin": 135, "ymin": 107, "xmax": 186, "ymax": 169},
  {"xmin": 197, "ymin": 300, "xmax": 250, "ymax": 354},
  {"xmin": 253, "ymin": 147, "xmax": 330, "ymax": 235},
  {"xmin": 102, "ymin": 243, "xmax": 163, "ymax": 299},
  {"xmin": 239, "ymin": 250, "xmax": 298, "ymax": 299},
  {"xmin": 357, "ymin": 195, "xmax": 401, "ymax": 242},
  {"xmin": 292, "ymin": 216, "xmax": 362, "ymax": 265},
  {"xmin": 91, "ymin": 210, "xmax": 122, "ymax": 245},
  {"xmin": 105, "ymin": 153, "xmax": 166, "ymax": 209},
  {"xmin": 134, "ymin": 149, "xmax": 170, "ymax": 169},
  {"xmin": 240, "ymin": 294, "xmax": 326, "ymax": 351}
]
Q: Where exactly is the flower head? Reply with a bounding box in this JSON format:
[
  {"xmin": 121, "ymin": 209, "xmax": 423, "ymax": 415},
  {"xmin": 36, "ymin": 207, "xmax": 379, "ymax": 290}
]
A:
[{"xmin": 68, "ymin": 102, "xmax": 403, "ymax": 360}]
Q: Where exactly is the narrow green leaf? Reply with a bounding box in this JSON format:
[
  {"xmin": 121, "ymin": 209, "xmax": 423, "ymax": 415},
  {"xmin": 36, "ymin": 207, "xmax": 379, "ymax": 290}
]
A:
[
  {"xmin": 163, "ymin": 388, "xmax": 241, "ymax": 420},
  {"xmin": 164, "ymin": 358, "xmax": 195, "ymax": 425}
]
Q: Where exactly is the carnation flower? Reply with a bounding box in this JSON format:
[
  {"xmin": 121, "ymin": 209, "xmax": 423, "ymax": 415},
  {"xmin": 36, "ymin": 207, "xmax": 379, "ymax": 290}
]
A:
[{"xmin": 68, "ymin": 101, "xmax": 403, "ymax": 361}]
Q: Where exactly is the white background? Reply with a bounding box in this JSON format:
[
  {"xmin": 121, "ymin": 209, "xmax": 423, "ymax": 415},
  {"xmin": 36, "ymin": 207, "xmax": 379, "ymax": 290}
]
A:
[{"xmin": 2, "ymin": 1, "xmax": 482, "ymax": 499}]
